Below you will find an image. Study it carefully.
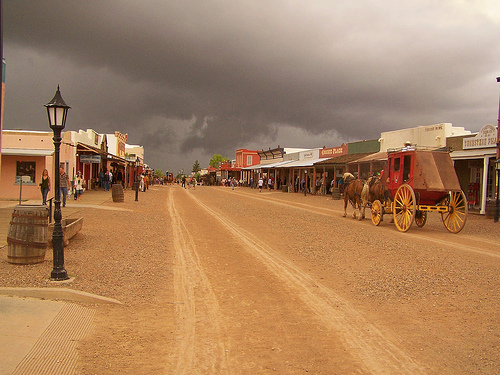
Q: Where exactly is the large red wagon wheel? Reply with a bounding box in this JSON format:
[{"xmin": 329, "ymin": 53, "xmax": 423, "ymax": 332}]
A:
[
  {"xmin": 393, "ymin": 184, "xmax": 416, "ymax": 232},
  {"xmin": 441, "ymin": 191, "xmax": 468, "ymax": 233}
]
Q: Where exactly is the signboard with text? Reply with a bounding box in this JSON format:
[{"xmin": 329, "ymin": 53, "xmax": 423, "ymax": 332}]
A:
[
  {"xmin": 320, "ymin": 145, "xmax": 347, "ymax": 158},
  {"xmin": 463, "ymin": 124, "xmax": 497, "ymax": 149},
  {"xmin": 79, "ymin": 154, "xmax": 101, "ymax": 163}
]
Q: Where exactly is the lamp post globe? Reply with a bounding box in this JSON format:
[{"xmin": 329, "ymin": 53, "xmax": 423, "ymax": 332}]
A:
[{"xmin": 45, "ymin": 85, "xmax": 71, "ymax": 281}]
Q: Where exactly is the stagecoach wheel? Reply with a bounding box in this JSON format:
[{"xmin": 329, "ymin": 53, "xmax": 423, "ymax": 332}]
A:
[
  {"xmin": 393, "ymin": 184, "xmax": 416, "ymax": 232},
  {"xmin": 441, "ymin": 190, "xmax": 468, "ymax": 233},
  {"xmin": 371, "ymin": 200, "xmax": 383, "ymax": 226},
  {"xmin": 415, "ymin": 210, "xmax": 427, "ymax": 227}
]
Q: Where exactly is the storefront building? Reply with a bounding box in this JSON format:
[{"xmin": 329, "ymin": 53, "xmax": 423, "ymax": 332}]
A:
[
  {"xmin": 448, "ymin": 124, "xmax": 497, "ymax": 215},
  {"xmin": 0, "ymin": 130, "xmax": 75, "ymax": 200}
]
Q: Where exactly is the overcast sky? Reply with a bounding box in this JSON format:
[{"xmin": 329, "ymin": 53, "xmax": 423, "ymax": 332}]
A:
[{"xmin": 3, "ymin": 0, "xmax": 500, "ymax": 173}]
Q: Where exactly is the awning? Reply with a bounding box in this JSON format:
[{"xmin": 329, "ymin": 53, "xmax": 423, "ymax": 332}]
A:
[
  {"xmin": 348, "ymin": 151, "xmax": 387, "ymax": 164},
  {"xmin": 450, "ymin": 149, "xmax": 496, "ymax": 160},
  {"xmin": 1, "ymin": 148, "xmax": 54, "ymax": 156},
  {"xmin": 77, "ymin": 142, "xmax": 102, "ymax": 153},
  {"xmin": 282, "ymin": 157, "xmax": 324, "ymax": 168},
  {"xmin": 260, "ymin": 160, "xmax": 295, "ymax": 168},
  {"xmin": 243, "ymin": 159, "xmax": 294, "ymax": 170},
  {"xmin": 314, "ymin": 153, "xmax": 374, "ymax": 166}
]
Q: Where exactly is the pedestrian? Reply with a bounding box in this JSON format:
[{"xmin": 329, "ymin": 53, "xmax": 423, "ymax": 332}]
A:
[
  {"xmin": 268, "ymin": 177, "xmax": 273, "ymax": 190},
  {"xmin": 59, "ymin": 167, "xmax": 70, "ymax": 207},
  {"xmin": 74, "ymin": 171, "xmax": 84, "ymax": 201},
  {"xmin": 139, "ymin": 174, "xmax": 145, "ymax": 192},
  {"xmin": 258, "ymin": 177, "xmax": 264, "ymax": 192},
  {"xmin": 99, "ymin": 169, "xmax": 105, "ymax": 190},
  {"xmin": 39, "ymin": 168, "xmax": 50, "ymax": 205},
  {"xmin": 116, "ymin": 169, "xmax": 123, "ymax": 187},
  {"xmin": 108, "ymin": 169, "xmax": 113, "ymax": 187},
  {"xmin": 250, "ymin": 177, "xmax": 254, "ymax": 189}
]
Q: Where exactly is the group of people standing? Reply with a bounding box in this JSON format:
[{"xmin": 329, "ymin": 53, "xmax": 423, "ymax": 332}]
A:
[
  {"xmin": 39, "ymin": 167, "xmax": 86, "ymax": 206},
  {"xmin": 100, "ymin": 168, "xmax": 125, "ymax": 191},
  {"xmin": 40, "ymin": 167, "xmax": 128, "ymax": 206}
]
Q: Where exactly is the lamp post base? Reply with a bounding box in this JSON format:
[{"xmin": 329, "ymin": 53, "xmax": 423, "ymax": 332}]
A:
[{"xmin": 50, "ymin": 269, "xmax": 69, "ymax": 281}]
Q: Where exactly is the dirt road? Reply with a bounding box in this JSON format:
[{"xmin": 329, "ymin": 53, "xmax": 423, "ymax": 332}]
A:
[{"xmin": 74, "ymin": 185, "xmax": 499, "ymax": 374}]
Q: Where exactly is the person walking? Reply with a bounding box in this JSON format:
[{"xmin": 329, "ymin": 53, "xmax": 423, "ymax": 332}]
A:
[
  {"xmin": 59, "ymin": 167, "xmax": 70, "ymax": 207},
  {"xmin": 39, "ymin": 168, "xmax": 51, "ymax": 205},
  {"xmin": 258, "ymin": 177, "xmax": 264, "ymax": 192},
  {"xmin": 74, "ymin": 171, "xmax": 84, "ymax": 201}
]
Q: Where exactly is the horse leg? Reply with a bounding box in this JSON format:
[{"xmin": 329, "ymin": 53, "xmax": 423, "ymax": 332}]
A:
[{"xmin": 343, "ymin": 197, "xmax": 348, "ymax": 217}]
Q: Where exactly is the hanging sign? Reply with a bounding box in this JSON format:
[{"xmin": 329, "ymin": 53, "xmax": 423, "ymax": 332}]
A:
[{"xmin": 79, "ymin": 154, "xmax": 101, "ymax": 163}]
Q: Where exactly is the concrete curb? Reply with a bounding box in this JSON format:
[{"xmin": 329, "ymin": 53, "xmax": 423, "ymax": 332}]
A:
[{"xmin": 0, "ymin": 287, "xmax": 123, "ymax": 305}]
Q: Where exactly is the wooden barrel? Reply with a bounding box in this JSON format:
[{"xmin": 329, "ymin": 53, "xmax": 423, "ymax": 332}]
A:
[
  {"xmin": 7, "ymin": 205, "xmax": 49, "ymax": 265},
  {"xmin": 486, "ymin": 200, "xmax": 497, "ymax": 219},
  {"xmin": 331, "ymin": 187, "xmax": 341, "ymax": 200},
  {"xmin": 112, "ymin": 184, "xmax": 124, "ymax": 202}
]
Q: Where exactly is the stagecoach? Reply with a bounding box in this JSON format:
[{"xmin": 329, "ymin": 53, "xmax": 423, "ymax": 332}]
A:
[{"xmin": 370, "ymin": 147, "xmax": 468, "ymax": 233}]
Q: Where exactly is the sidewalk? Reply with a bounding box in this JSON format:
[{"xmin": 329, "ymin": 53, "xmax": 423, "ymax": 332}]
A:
[{"xmin": 0, "ymin": 189, "xmax": 123, "ymax": 375}]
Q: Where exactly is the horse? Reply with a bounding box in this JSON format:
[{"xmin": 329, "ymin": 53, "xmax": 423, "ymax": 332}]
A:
[
  {"xmin": 342, "ymin": 173, "xmax": 370, "ymax": 220},
  {"xmin": 366, "ymin": 175, "xmax": 390, "ymax": 204},
  {"xmin": 365, "ymin": 175, "xmax": 393, "ymax": 223}
]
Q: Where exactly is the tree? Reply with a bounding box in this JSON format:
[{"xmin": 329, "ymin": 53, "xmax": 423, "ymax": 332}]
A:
[
  {"xmin": 209, "ymin": 154, "xmax": 228, "ymax": 168},
  {"xmin": 192, "ymin": 160, "xmax": 201, "ymax": 173},
  {"xmin": 155, "ymin": 169, "xmax": 163, "ymax": 178}
]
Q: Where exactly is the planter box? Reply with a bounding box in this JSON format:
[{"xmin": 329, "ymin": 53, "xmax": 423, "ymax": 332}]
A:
[{"xmin": 48, "ymin": 217, "xmax": 84, "ymax": 247}]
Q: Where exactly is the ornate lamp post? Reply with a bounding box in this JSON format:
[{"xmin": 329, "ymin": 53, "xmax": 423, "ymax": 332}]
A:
[
  {"xmin": 45, "ymin": 85, "xmax": 71, "ymax": 281},
  {"xmin": 495, "ymin": 77, "xmax": 500, "ymax": 222},
  {"xmin": 135, "ymin": 157, "xmax": 140, "ymax": 201}
]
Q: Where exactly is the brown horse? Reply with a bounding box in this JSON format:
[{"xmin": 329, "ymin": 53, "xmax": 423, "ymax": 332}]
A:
[
  {"xmin": 367, "ymin": 175, "xmax": 390, "ymax": 204},
  {"xmin": 342, "ymin": 173, "xmax": 369, "ymax": 220}
]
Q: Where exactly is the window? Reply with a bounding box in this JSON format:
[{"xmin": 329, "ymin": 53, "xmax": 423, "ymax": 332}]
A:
[
  {"xmin": 403, "ymin": 155, "xmax": 412, "ymax": 181},
  {"xmin": 16, "ymin": 161, "xmax": 36, "ymax": 184},
  {"xmin": 247, "ymin": 155, "xmax": 253, "ymax": 165},
  {"xmin": 393, "ymin": 157, "xmax": 400, "ymax": 172}
]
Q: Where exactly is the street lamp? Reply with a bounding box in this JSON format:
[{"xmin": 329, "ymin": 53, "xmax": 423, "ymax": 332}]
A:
[
  {"xmin": 135, "ymin": 157, "xmax": 140, "ymax": 201},
  {"xmin": 495, "ymin": 77, "xmax": 500, "ymax": 222},
  {"xmin": 495, "ymin": 158, "xmax": 500, "ymax": 222},
  {"xmin": 45, "ymin": 85, "xmax": 71, "ymax": 281}
]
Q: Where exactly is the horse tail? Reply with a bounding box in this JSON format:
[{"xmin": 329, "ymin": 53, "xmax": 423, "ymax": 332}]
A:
[{"xmin": 361, "ymin": 182, "xmax": 370, "ymax": 206}]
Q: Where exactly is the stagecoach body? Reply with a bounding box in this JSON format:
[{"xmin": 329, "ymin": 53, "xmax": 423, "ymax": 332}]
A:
[{"xmin": 371, "ymin": 147, "xmax": 468, "ymax": 233}]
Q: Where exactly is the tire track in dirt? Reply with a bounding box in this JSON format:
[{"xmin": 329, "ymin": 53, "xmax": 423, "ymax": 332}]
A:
[
  {"xmin": 187, "ymin": 190, "xmax": 426, "ymax": 374},
  {"xmin": 167, "ymin": 189, "xmax": 230, "ymax": 374},
  {"xmin": 228, "ymin": 189, "xmax": 500, "ymax": 259}
]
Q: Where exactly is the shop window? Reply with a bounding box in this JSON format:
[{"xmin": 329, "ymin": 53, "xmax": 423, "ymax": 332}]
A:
[{"xmin": 16, "ymin": 161, "xmax": 36, "ymax": 184}]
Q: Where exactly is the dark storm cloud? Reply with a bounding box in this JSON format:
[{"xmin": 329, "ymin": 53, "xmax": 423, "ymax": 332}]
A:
[{"xmin": 3, "ymin": 0, "xmax": 500, "ymax": 170}]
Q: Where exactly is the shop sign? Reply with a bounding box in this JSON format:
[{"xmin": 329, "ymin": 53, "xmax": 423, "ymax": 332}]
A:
[
  {"xmin": 463, "ymin": 124, "xmax": 497, "ymax": 149},
  {"xmin": 80, "ymin": 154, "xmax": 101, "ymax": 163},
  {"xmin": 320, "ymin": 146, "xmax": 347, "ymax": 158}
]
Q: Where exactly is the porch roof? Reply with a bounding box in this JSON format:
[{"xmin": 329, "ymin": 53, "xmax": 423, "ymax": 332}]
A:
[{"xmin": 1, "ymin": 148, "xmax": 54, "ymax": 156}]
